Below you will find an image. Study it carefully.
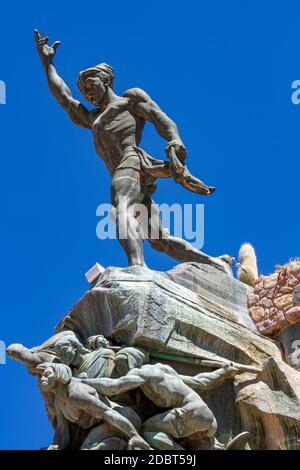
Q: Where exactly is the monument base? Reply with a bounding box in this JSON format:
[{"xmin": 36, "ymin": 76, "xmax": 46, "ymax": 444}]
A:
[{"xmin": 8, "ymin": 263, "xmax": 300, "ymax": 450}]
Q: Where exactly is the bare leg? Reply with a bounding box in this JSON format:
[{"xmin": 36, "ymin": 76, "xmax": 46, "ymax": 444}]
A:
[
  {"xmin": 111, "ymin": 170, "xmax": 145, "ymax": 266},
  {"xmin": 142, "ymin": 399, "xmax": 216, "ymax": 440},
  {"xmin": 81, "ymin": 423, "xmax": 124, "ymax": 450},
  {"xmin": 70, "ymin": 390, "xmax": 150, "ymax": 449},
  {"xmin": 142, "ymin": 197, "xmax": 233, "ymax": 275},
  {"xmin": 81, "ymin": 404, "xmax": 142, "ymax": 450}
]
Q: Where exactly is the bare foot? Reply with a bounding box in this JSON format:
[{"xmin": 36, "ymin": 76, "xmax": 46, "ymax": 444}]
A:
[{"xmin": 211, "ymin": 255, "xmax": 234, "ymax": 276}]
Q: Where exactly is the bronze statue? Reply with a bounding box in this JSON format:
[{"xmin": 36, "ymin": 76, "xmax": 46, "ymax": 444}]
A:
[{"xmin": 34, "ymin": 30, "xmax": 232, "ymax": 274}]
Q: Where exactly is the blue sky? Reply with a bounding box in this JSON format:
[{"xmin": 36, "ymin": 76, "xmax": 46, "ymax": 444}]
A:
[{"xmin": 0, "ymin": 0, "xmax": 300, "ymax": 449}]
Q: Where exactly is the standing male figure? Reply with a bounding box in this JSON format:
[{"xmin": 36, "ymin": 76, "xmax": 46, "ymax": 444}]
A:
[{"xmin": 34, "ymin": 30, "xmax": 232, "ymax": 274}]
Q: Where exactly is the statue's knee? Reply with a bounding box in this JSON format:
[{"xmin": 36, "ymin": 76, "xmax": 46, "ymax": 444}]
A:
[
  {"xmin": 143, "ymin": 431, "xmax": 182, "ymax": 450},
  {"xmin": 93, "ymin": 437, "xmax": 127, "ymax": 451},
  {"xmin": 143, "ymin": 431, "xmax": 162, "ymax": 448}
]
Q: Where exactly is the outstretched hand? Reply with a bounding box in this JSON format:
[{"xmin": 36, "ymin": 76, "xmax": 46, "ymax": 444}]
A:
[
  {"xmin": 166, "ymin": 139, "xmax": 187, "ymax": 176},
  {"xmin": 34, "ymin": 29, "xmax": 61, "ymax": 69},
  {"xmin": 166, "ymin": 139, "xmax": 187, "ymax": 162}
]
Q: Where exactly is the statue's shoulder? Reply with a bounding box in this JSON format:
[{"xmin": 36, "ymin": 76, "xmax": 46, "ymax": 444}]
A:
[
  {"xmin": 123, "ymin": 87, "xmax": 151, "ymax": 103},
  {"xmin": 152, "ymin": 363, "xmax": 179, "ymax": 376},
  {"xmin": 142, "ymin": 363, "xmax": 173, "ymax": 375},
  {"xmin": 101, "ymin": 347, "xmax": 116, "ymax": 356}
]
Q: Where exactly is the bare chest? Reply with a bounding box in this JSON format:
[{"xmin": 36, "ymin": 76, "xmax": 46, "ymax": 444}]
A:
[{"xmin": 91, "ymin": 109, "xmax": 138, "ymax": 140}]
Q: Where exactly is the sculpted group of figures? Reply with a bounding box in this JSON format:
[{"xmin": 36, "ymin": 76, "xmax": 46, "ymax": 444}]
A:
[{"xmin": 8, "ymin": 333, "xmax": 248, "ymax": 450}]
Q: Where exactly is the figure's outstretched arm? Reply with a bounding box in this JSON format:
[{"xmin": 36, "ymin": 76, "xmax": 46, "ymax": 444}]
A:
[
  {"xmin": 180, "ymin": 365, "xmax": 239, "ymax": 392},
  {"xmin": 7, "ymin": 343, "xmax": 42, "ymax": 369},
  {"xmin": 124, "ymin": 88, "xmax": 186, "ymax": 162},
  {"xmin": 34, "ymin": 30, "xmax": 91, "ymax": 129},
  {"xmin": 74, "ymin": 374, "xmax": 145, "ymax": 397}
]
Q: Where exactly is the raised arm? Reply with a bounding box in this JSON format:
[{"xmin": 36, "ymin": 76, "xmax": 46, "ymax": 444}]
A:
[
  {"xmin": 124, "ymin": 88, "xmax": 186, "ymax": 162},
  {"xmin": 34, "ymin": 30, "xmax": 91, "ymax": 129},
  {"xmin": 74, "ymin": 373, "xmax": 145, "ymax": 397}
]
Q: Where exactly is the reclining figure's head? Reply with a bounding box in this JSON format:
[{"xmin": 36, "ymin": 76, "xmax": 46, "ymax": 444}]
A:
[{"xmin": 54, "ymin": 336, "xmax": 89, "ymax": 366}]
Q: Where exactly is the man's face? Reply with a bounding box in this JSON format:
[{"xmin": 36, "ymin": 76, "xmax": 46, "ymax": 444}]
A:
[
  {"xmin": 55, "ymin": 340, "xmax": 77, "ymax": 365},
  {"xmin": 89, "ymin": 335, "xmax": 110, "ymax": 349},
  {"xmin": 78, "ymin": 75, "xmax": 106, "ymax": 106},
  {"xmin": 40, "ymin": 367, "xmax": 56, "ymax": 391}
]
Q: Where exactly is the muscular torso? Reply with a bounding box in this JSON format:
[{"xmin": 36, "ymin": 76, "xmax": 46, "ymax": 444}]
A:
[
  {"xmin": 89, "ymin": 105, "xmax": 145, "ymax": 176},
  {"xmin": 129, "ymin": 364, "xmax": 200, "ymax": 409},
  {"xmin": 56, "ymin": 382, "xmax": 109, "ymax": 429}
]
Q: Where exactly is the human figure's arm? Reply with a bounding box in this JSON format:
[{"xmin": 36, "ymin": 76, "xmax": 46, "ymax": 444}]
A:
[
  {"xmin": 6, "ymin": 343, "xmax": 42, "ymax": 369},
  {"xmin": 180, "ymin": 365, "xmax": 240, "ymax": 392},
  {"xmin": 34, "ymin": 30, "xmax": 91, "ymax": 129},
  {"xmin": 124, "ymin": 88, "xmax": 186, "ymax": 162},
  {"xmin": 71, "ymin": 383, "xmax": 151, "ymax": 449},
  {"xmin": 74, "ymin": 374, "xmax": 145, "ymax": 397}
]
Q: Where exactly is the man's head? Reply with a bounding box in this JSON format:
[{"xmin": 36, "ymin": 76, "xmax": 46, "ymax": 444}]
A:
[
  {"xmin": 54, "ymin": 336, "xmax": 89, "ymax": 366},
  {"xmin": 38, "ymin": 363, "xmax": 72, "ymax": 392},
  {"xmin": 77, "ymin": 63, "xmax": 114, "ymax": 106},
  {"xmin": 114, "ymin": 347, "xmax": 149, "ymax": 376},
  {"xmin": 87, "ymin": 335, "xmax": 111, "ymax": 351}
]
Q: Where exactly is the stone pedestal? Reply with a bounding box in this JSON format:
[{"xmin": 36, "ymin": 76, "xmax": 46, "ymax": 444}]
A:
[{"xmin": 56, "ymin": 264, "xmax": 274, "ymax": 364}]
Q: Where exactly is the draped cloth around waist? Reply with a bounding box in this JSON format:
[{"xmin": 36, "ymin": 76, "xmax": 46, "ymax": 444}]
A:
[{"xmin": 117, "ymin": 146, "xmax": 215, "ymax": 197}]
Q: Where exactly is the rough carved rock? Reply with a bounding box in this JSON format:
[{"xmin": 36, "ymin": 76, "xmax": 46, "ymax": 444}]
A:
[
  {"xmin": 236, "ymin": 356, "xmax": 300, "ymax": 449},
  {"xmin": 56, "ymin": 263, "xmax": 274, "ymax": 364}
]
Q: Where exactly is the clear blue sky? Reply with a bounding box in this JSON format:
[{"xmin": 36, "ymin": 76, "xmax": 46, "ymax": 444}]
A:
[{"xmin": 0, "ymin": 0, "xmax": 300, "ymax": 449}]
